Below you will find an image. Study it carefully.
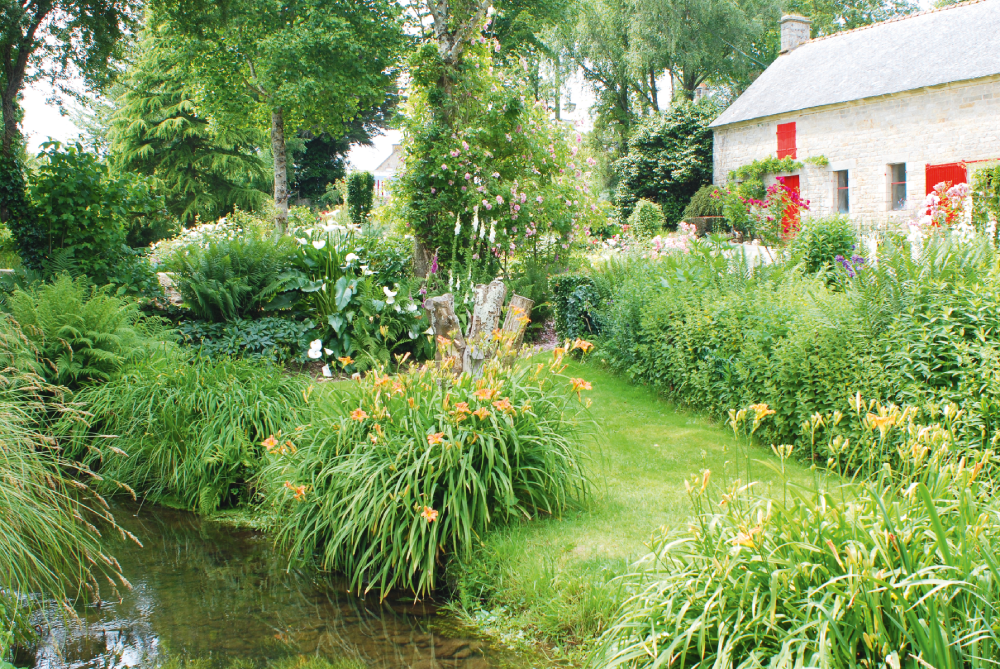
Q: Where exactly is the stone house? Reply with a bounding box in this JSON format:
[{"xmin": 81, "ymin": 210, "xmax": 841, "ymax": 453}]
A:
[{"xmin": 710, "ymin": 0, "xmax": 1000, "ymax": 222}]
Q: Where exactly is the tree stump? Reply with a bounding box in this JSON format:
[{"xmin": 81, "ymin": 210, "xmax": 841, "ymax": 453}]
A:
[
  {"xmin": 463, "ymin": 278, "xmax": 507, "ymax": 377},
  {"xmin": 501, "ymin": 294, "xmax": 535, "ymax": 352},
  {"xmin": 426, "ymin": 293, "xmax": 466, "ymax": 374}
]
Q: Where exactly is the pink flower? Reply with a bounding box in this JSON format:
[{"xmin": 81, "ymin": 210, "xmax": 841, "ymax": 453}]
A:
[
  {"xmin": 486, "ymin": 203, "xmax": 493, "ymax": 210},
  {"xmin": 431, "ymin": 188, "xmax": 436, "ymax": 194},
  {"xmin": 461, "ymin": 186, "xmax": 467, "ymax": 192},
  {"xmin": 465, "ymin": 173, "xmax": 472, "ymax": 180},
  {"xmin": 448, "ymin": 180, "xmax": 454, "ymax": 185},
  {"xmin": 450, "ymin": 149, "xmax": 460, "ymax": 158},
  {"xmin": 536, "ymin": 196, "xmax": 543, "ymax": 203},
  {"xmin": 496, "ymin": 195, "xmax": 504, "ymax": 204},
  {"xmin": 520, "ymin": 193, "xmax": 527, "ymax": 203},
  {"xmin": 513, "ymin": 204, "xmax": 520, "ymax": 211},
  {"xmin": 492, "ymin": 172, "xmax": 500, "ymax": 178},
  {"xmin": 462, "ymin": 141, "xmax": 469, "ymax": 151},
  {"xmin": 441, "ymin": 164, "xmax": 448, "ymax": 170}
]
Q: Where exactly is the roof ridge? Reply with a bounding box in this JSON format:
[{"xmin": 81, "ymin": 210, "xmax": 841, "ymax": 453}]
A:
[{"xmin": 806, "ymin": 0, "xmax": 991, "ymax": 45}]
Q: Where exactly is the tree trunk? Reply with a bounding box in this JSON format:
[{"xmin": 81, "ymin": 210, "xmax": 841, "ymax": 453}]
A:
[
  {"xmin": 426, "ymin": 293, "xmax": 466, "ymax": 374},
  {"xmin": 271, "ymin": 107, "xmax": 289, "ymax": 232},
  {"xmin": 463, "ymin": 278, "xmax": 507, "ymax": 376},
  {"xmin": 553, "ymin": 54, "xmax": 561, "ymax": 120},
  {"xmin": 649, "ymin": 68, "xmax": 659, "ymax": 112},
  {"xmin": 501, "ymin": 294, "xmax": 535, "ymax": 352}
]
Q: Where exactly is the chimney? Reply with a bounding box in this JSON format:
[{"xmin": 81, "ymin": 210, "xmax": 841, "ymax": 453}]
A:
[{"xmin": 780, "ymin": 14, "xmax": 811, "ymax": 54}]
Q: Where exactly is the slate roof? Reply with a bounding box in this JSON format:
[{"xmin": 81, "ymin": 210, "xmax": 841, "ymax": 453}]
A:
[{"xmin": 710, "ymin": 0, "xmax": 1000, "ymax": 128}]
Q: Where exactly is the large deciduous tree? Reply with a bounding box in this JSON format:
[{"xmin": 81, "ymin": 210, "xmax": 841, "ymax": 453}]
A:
[
  {"xmin": 0, "ymin": 0, "xmax": 137, "ymax": 223},
  {"xmin": 149, "ymin": 0, "xmax": 404, "ymax": 230}
]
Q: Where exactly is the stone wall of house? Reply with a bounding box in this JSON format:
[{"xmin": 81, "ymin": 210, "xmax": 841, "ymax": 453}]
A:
[{"xmin": 712, "ymin": 74, "xmax": 1000, "ymax": 224}]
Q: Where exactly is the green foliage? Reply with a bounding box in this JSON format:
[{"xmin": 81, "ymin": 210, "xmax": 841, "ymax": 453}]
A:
[
  {"xmin": 67, "ymin": 353, "xmax": 310, "ymax": 513},
  {"xmin": 24, "ymin": 143, "xmax": 168, "ymax": 281},
  {"xmin": 682, "ymin": 184, "xmax": 723, "ymax": 219},
  {"xmin": 394, "ymin": 42, "xmax": 602, "ymax": 272},
  {"xmin": 165, "ymin": 234, "xmax": 298, "ymax": 322},
  {"xmin": 346, "ymin": 171, "xmax": 375, "ymax": 226},
  {"xmin": 626, "ymin": 199, "xmax": 664, "ymax": 239},
  {"xmin": 106, "ymin": 247, "xmax": 168, "ymax": 300},
  {"xmin": 179, "ymin": 317, "xmax": 316, "ymax": 363},
  {"xmin": 0, "ymin": 325, "xmax": 127, "ymax": 648},
  {"xmin": 4, "ymin": 274, "xmax": 168, "ymax": 388},
  {"xmin": 613, "ymin": 102, "xmax": 717, "ymax": 227},
  {"xmin": 108, "ymin": 36, "xmax": 270, "ymax": 226},
  {"xmin": 729, "ymin": 155, "xmax": 803, "ymax": 199},
  {"xmin": 790, "ymin": 215, "xmax": 857, "ymax": 274},
  {"xmin": 551, "ymin": 273, "xmax": 606, "ymax": 340},
  {"xmin": 593, "ymin": 405, "xmax": 1000, "ymax": 668},
  {"xmin": 972, "ymin": 163, "xmax": 1000, "ymax": 230},
  {"xmin": 594, "ymin": 230, "xmax": 1000, "ymax": 456},
  {"xmin": 0, "ymin": 152, "xmax": 39, "ymax": 269},
  {"xmin": 264, "ymin": 351, "xmax": 590, "ymax": 597}
]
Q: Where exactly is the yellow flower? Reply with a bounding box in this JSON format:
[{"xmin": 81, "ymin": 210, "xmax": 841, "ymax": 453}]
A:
[
  {"xmin": 572, "ymin": 339, "xmax": 594, "ymax": 353},
  {"xmin": 748, "ymin": 403, "xmax": 775, "ymax": 420},
  {"xmin": 338, "ymin": 356, "xmax": 354, "ymax": 367}
]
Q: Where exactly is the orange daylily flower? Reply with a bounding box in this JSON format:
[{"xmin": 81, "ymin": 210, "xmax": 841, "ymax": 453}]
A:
[
  {"xmin": 262, "ymin": 435, "xmax": 279, "ymax": 451},
  {"xmin": 421, "ymin": 506, "xmax": 439, "ymax": 522},
  {"xmin": 455, "ymin": 402, "xmax": 471, "ymax": 414},
  {"xmin": 427, "ymin": 432, "xmax": 445, "ymax": 445},
  {"xmin": 350, "ymin": 408, "xmax": 368, "ymax": 421},
  {"xmin": 472, "ymin": 387, "xmax": 499, "ymax": 401},
  {"xmin": 570, "ymin": 378, "xmax": 592, "ymax": 393},
  {"xmin": 492, "ymin": 397, "xmax": 514, "ymax": 412},
  {"xmin": 284, "ymin": 481, "xmax": 308, "ymax": 501},
  {"xmin": 473, "ymin": 408, "xmax": 491, "ymax": 420},
  {"xmin": 338, "ymin": 356, "xmax": 354, "ymax": 367},
  {"xmin": 572, "ymin": 339, "xmax": 594, "ymax": 353}
]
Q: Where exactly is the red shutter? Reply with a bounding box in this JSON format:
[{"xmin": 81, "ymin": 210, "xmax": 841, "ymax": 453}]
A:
[
  {"xmin": 777, "ymin": 122, "xmax": 797, "ymax": 159},
  {"xmin": 781, "ymin": 175, "xmax": 801, "ymax": 235},
  {"xmin": 925, "ymin": 162, "xmax": 968, "ymax": 194}
]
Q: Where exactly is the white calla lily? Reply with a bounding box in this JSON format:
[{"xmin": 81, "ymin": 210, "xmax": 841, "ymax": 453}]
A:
[
  {"xmin": 312, "ymin": 239, "xmax": 327, "ymax": 250},
  {"xmin": 383, "ymin": 285, "xmax": 398, "ymax": 304},
  {"xmin": 321, "ymin": 365, "xmax": 332, "ymax": 377},
  {"xmin": 345, "ymin": 253, "xmax": 359, "ymax": 263}
]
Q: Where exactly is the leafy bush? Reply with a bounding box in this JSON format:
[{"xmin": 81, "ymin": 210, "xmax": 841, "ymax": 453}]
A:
[
  {"xmin": 613, "ymin": 101, "xmax": 718, "ymax": 227},
  {"xmin": 551, "ymin": 273, "xmax": 606, "ymax": 339},
  {"xmin": 682, "ymin": 184, "xmax": 723, "ymax": 219},
  {"xmin": 67, "ymin": 353, "xmax": 310, "ymax": 513},
  {"xmin": 0, "ymin": 327, "xmax": 128, "ymax": 648},
  {"xmin": 346, "ymin": 171, "xmax": 375, "ymax": 226},
  {"xmin": 106, "ymin": 247, "xmax": 167, "ymax": 300},
  {"xmin": 4, "ymin": 274, "xmax": 169, "ymax": 388},
  {"xmin": 165, "ymin": 233, "xmax": 297, "ymax": 322},
  {"xmin": 626, "ymin": 199, "xmax": 664, "ymax": 240},
  {"xmin": 179, "ymin": 316, "xmax": 316, "ymax": 363},
  {"xmin": 791, "ymin": 215, "xmax": 857, "ymax": 274},
  {"xmin": 264, "ymin": 347, "xmax": 591, "ymax": 597},
  {"xmin": 594, "ymin": 404, "xmax": 1000, "ymax": 668},
  {"xmin": 23, "ymin": 142, "xmax": 168, "ymax": 281},
  {"xmin": 972, "ymin": 163, "xmax": 1000, "ymax": 230}
]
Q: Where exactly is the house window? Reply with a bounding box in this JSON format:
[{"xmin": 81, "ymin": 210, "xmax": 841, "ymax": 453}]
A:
[
  {"xmin": 889, "ymin": 163, "xmax": 906, "ymax": 210},
  {"xmin": 777, "ymin": 122, "xmax": 796, "ymax": 159},
  {"xmin": 835, "ymin": 170, "xmax": 849, "ymax": 213}
]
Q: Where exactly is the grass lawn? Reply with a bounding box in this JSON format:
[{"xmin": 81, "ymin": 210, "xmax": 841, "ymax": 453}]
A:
[{"xmin": 449, "ymin": 356, "xmax": 817, "ymax": 664}]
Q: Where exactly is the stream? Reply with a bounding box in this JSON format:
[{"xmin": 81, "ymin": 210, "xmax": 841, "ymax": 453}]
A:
[{"xmin": 25, "ymin": 504, "xmax": 533, "ymax": 669}]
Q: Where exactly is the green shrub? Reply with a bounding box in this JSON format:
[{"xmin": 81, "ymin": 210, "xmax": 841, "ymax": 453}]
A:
[
  {"xmin": 346, "ymin": 171, "xmax": 375, "ymax": 226},
  {"xmin": 626, "ymin": 199, "xmax": 664, "ymax": 240},
  {"xmin": 4, "ymin": 274, "xmax": 170, "ymax": 388},
  {"xmin": 165, "ymin": 233, "xmax": 297, "ymax": 322},
  {"xmin": 23, "ymin": 142, "xmax": 168, "ymax": 281},
  {"xmin": 551, "ymin": 273, "xmax": 606, "ymax": 339},
  {"xmin": 264, "ymin": 350, "xmax": 590, "ymax": 597},
  {"xmin": 67, "ymin": 353, "xmax": 310, "ymax": 513},
  {"xmin": 613, "ymin": 101, "xmax": 718, "ymax": 227},
  {"xmin": 791, "ymin": 215, "xmax": 857, "ymax": 274},
  {"xmin": 593, "ymin": 405, "xmax": 1000, "ymax": 668},
  {"xmin": 179, "ymin": 316, "xmax": 317, "ymax": 363},
  {"xmin": 106, "ymin": 247, "xmax": 167, "ymax": 300},
  {"xmin": 681, "ymin": 184, "xmax": 723, "ymax": 219}
]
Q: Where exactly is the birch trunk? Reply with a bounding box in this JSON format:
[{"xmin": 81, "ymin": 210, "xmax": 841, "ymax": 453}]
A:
[
  {"xmin": 271, "ymin": 107, "xmax": 289, "ymax": 232},
  {"xmin": 501, "ymin": 294, "xmax": 535, "ymax": 352},
  {"xmin": 463, "ymin": 278, "xmax": 507, "ymax": 377},
  {"xmin": 426, "ymin": 293, "xmax": 466, "ymax": 374}
]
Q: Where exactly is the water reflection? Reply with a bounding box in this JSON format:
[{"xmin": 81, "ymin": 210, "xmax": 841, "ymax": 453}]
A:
[{"xmin": 30, "ymin": 505, "xmax": 527, "ymax": 669}]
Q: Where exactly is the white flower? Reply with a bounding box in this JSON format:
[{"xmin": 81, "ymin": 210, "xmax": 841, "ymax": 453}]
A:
[
  {"xmin": 406, "ymin": 302, "xmax": 418, "ymax": 313},
  {"xmin": 424, "ymin": 326, "xmax": 434, "ymax": 335},
  {"xmin": 312, "ymin": 239, "xmax": 327, "ymax": 250},
  {"xmin": 307, "ymin": 339, "xmax": 323, "ymax": 359},
  {"xmin": 296, "ymin": 237, "xmax": 308, "ymax": 245},
  {"xmin": 321, "ymin": 365, "xmax": 332, "ymax": 378},
  {"xmin": 345, "ymin": 252, "xmax": 359, "ymax": 263},
  {"xmin": 488, "ymin": 222, "xmax": 496, "ymax": 244},
  {"xmin": 394, "ymin": 304, "xmax": 401, "ymax": 313},
  {"xmin": 324, "ymin": 348, "xmax": 333, "ymax": 356},
  {"xmin": 383, "ymin": 285, "xmax": 398, "ymax": 304}
]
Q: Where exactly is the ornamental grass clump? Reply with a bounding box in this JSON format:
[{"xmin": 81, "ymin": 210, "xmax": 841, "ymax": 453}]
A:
[
  {"xmin": 264, "ymin": 342, "xmax": 593, "ymax": 597},
  {"xmin": 593, "ymin": 400, "xmax": 1000, "ymax": 669},
  {"xmin": 66, "ymin": 352, "xmax": 311, "ymax": 513}
]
